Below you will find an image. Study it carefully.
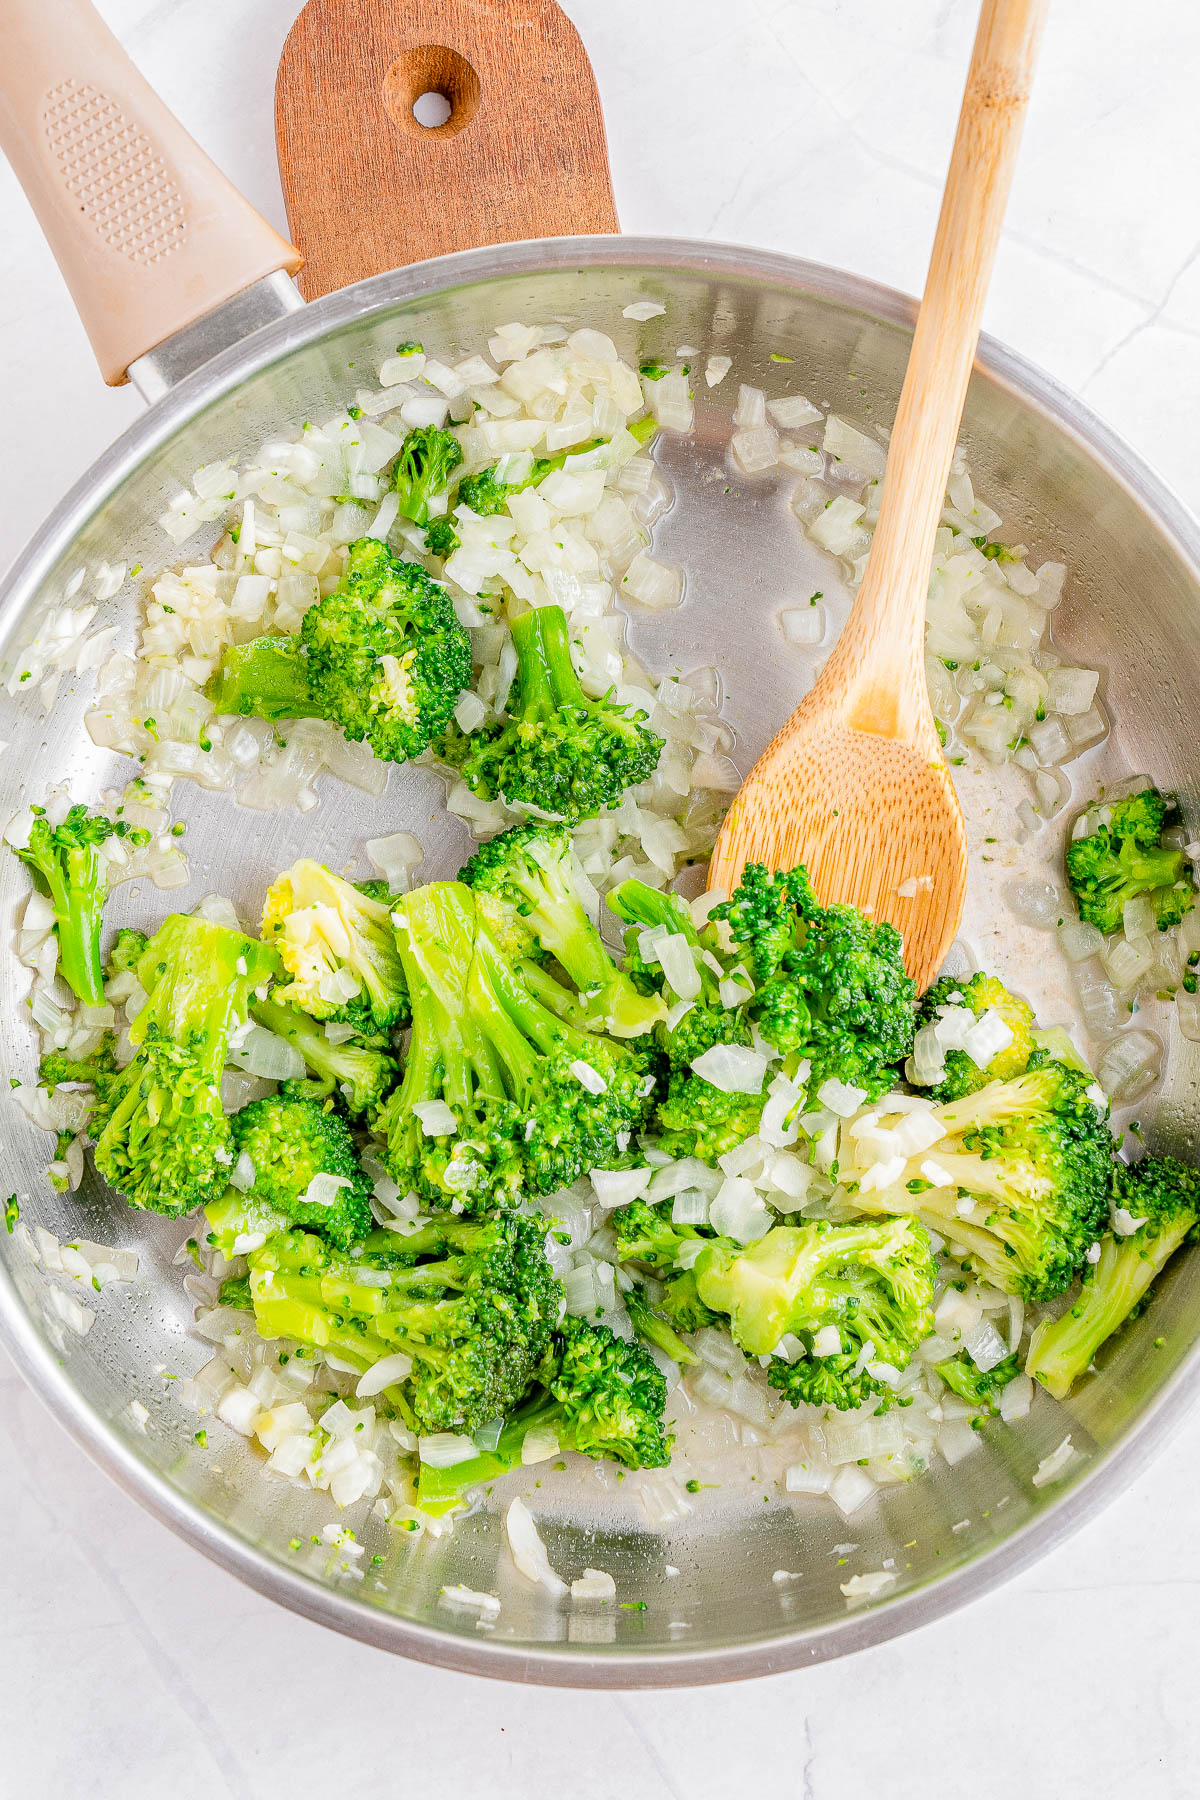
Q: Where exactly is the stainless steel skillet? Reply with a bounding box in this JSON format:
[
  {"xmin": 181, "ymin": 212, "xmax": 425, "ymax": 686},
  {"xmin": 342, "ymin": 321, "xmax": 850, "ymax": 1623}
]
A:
[{"xmin": 2, "ymin": 0, "xmax": 1200, "ymax": 1686}]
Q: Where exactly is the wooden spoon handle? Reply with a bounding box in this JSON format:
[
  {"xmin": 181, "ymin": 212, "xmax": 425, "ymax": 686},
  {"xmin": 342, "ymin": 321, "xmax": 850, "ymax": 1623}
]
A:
[
  {"xmin": 276, "ymin": 0, "xmax": 618, "ymax": 300},
  {"xmin": 821, "ymin": 0, "xmax": 1048, "ymax": 742}
]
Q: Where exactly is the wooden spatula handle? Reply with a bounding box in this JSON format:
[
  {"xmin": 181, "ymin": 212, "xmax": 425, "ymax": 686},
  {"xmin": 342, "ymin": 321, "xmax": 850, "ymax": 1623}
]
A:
[
  {"xmin": 276, "ymin": 0, "xmax": 618, "ymax": 300},
  {"xmin": 821, "ymin": 0, "xmax": 1048, "ymax": 743}
]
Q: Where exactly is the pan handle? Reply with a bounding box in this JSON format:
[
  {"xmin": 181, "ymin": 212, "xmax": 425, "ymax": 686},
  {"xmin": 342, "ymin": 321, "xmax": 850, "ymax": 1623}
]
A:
[
  {"xmin": 276, "ymin": 0, "xmax": 618, "ymax": 299},
  {"xmin": 0, "ymin": 0, "xmax": 303, "ymax": 388}
]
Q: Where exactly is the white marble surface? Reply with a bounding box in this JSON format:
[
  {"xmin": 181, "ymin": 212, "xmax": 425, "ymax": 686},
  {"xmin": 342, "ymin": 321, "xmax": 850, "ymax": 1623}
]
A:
[{"xmin": 3, "ymin": 1, "xmax": 1200, "ymax": 1791}]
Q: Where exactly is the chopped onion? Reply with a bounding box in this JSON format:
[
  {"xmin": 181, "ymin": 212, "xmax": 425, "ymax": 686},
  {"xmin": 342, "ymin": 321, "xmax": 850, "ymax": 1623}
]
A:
[
  {"xmin": 504, "ymin": 1497, "xmax": 567, "ymax": 1596},
  {"xmin": 226, "ymin": 1024, "xmax": 305, "ymax": 1081},
  {"xmin": 690, "ymin": 1043, "xmax": 769, "ymax": 1094}
]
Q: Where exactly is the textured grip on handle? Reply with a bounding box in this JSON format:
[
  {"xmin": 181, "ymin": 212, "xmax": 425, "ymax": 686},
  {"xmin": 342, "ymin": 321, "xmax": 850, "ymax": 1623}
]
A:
[
  {"xmin": 276, "ymin": 0, "xmax": 617, "ymax": 300},
  {"xmin": 0, "ymin": 0, "xmax": 302, "ymax": 386}
]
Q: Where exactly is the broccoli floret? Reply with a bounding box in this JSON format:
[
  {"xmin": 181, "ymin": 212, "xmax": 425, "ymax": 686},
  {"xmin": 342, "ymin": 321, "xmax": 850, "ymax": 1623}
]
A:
[
  {"xmin": 610, "ymin": 1208, "xmax": 723, "ymax": 1334},
  {"xmin": 203, "ymin": 635, "xmax": 314, "ymax": 722},
  {"xmin": 1026, "ymin": 1154, "xmax": 1200, "ymax": 1398},
  {"xmin": 455, "ymin": 441, "xmax": 605, "ymax": 516},
  {"xmin": 248, "ymin": 992, "xmax": 398, "ymax": 1118},
  {"xmin": 656, "ymin": 1078, "xmax": 767, "ymax": 1165},
  {"xmin": 423, "ymin": 517, "xmax": 460, "ymax": 560},
  {"xmin": 245, "ymin": 1213, "xmax": 560, "ymax": 1435},
  {"xmin": 605, "ymin": 879, "xmax": 767, "ymax": 1162},
  {"xmin": 460, "ymin": 823, "xmax": 664, "ymax": 1038},
  {"xmin": 689, "ymin": 1217, "xmax": 936, "ymax": 1409},
  {"xmin": 935, "ymin": 1351, "xmax": 1020, "ymax": 1412},
  {"xmin": 851, "ymin": 1058, "xmax": 1115, "ymax": 1301},
  {"xmin": 39, "ymin": 1036, "xmax": 119, "ymax": 1107},
  {"xmin": 1065, "ymin": 786, "xmax": 1194, "ymax": 935},
  {"xmin": 261, "ymin": 858, "xmax": 408, "ymax": 1034},
  {"xmin": 205, "ymin": 538, "xmax": 471, "ymax": 765},
  {"xmin": 435, "ymin": 605, "xmax": 663, "ymax": 822},
  {"xmin": 106, "ymin": 927, "xmax": 148, "ymax": 978},
  {"xmin": 714, "ymin": 863, "xmax": 916, "ymax": 1100},
  {"xmin": 658, "ymin": 1268, "xmax": 721, "ymax": 1335},
  {"xmin": 624, "ymin": 1284, "xmax": 699, "ymax": 1366},
  {"xmin": 392, "ymin": 425, "xmax": 463, "ymax": 526},
  {"xmin": 415, "ymin": 1314, "xmax": 671, "ymax": 1514},
  {"xmin": 380, "ymin": 881, "xmax": 658, "ymax": 1213},
  {"xmin": 224, "ymin": 1095, "xmax": 373, "ymax": 1248},
  {"xmin": 919, "ymin": 970, "xmax": 1037, "ymax": 1101},
  {"xmin": 13, "ymin": 804, "xmax": 147, "ymax": 1005},
  {"xmin": 92, "ymin": 916, "xmax": 278, "ymax": 1217},
  {"xmin": 611, "ymin": 1198, "xmax": 707, "ymax": 1270}
]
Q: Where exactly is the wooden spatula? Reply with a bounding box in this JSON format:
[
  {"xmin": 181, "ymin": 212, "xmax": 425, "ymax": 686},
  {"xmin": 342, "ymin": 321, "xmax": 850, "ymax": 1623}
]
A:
[
  {"xmin": 276, "ymin": 0, "xmax": 617, "ymax": 299},
  {"xmin": 710, "ymin": 0, "xmax": 1047, "ymax": 991}
]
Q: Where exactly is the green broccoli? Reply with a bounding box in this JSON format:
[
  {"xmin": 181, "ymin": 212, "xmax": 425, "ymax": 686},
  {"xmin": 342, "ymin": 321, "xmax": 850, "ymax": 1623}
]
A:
[
  {"xmin": 851, "ymin": 1057, "xmax": 1115, "ymax": 1301},
  {"xmin": 919, "ymin": 970, "xmax": 1037, "ymax": 1101},
  {"xmin": 935, "ymin": 1351, "xmax": 1020, "ymax": 1412},
  {"xmin": 247, "ymin": 992, "xmax": 398, "ymax": 1118},
  {"xmin": 689, "ymin": 1216, "xmax": 936, "ymax": 1410},
  {"xmin": 611, "ymin": 1198, "xmax": 709, "ymax": 1270},
  {"xmin": 106, "ymin": 926, "xmax": 149, "ymax": 978},
  {"xmin": 205, "ymin": 538, "xmax": 472, "ymax": 765},
  {"xmin": 460, "ymin": 823, "xmax": 665, "ymax": 1038},
  {"xmin": 13, "ymin": 804, "xmax": 147, "ymax": 1006},
  {"xmin": 624, "ymin": 1283, "xmax": 699, "ymax": 1366},
  {"xmin": 1065, "ymin": 786, "xmax": 1195, "ymax": 935},
  {"xmin": 245, "ymin": 1213, "xmax": 561, "ymax": 1436},
  {"xmin": 391, "ymin": 425, "xmax": 463, "ymax": 526},
  {"xmin": 1026, "ymin": 1154, "xmax": 1200, "ymax": 1398},
  {"xmin": 423, "ymin": 517, "xmax": 460, "ymax": 560},
  {"xmin": 216, "ymin": 1095, "xmax": 374, "ymax": 1249},
  {"xmin": 92, "ymin": 916, "xmax": 278, "ymax": 1217},
  {"xmin": 380, "ymin": 880, "xmax": 658, "ymax": 1214},
  {"xmin": 39, "ymin": 1036, "xmax": 119, "ymax": 1108},
  {"xmin": 435, "ymin": 605, "xmax": 663, "ymax": 822},
  {"xmin": 415, "ymin": 1314, "xmax": 672, "ymax": 1514},
  {"xmin": 604, "ymin": 880, "xmax": 769, "ymax": 1162},
  {"xmin": 714, "ymin": 863, "xmax": 916, "ymax": 1101},
  {"xmin": 456, "ymin": 441, "xmax": 604, "ymax": 516},
  {"xmin": 260, "ymin": 858, "xmax": 408, "ymax": 1034}
]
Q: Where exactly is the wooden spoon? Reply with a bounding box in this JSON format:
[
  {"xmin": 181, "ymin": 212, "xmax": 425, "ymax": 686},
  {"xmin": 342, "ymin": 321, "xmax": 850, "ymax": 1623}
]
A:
[{"xmin": 710, "ymin": 0, "xmax": 1047, "ymax": 991}]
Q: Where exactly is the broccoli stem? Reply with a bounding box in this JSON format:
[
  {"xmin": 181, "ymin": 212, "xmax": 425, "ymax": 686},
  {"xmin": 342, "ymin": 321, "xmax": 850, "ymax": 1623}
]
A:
[
  {"xmin": 205, "ymin": 634, "xmax": 315, "ymax": 721},
  {"xmin": 1026, "ymin": 1219, "xmax": 1195, "ymax": 1398},
  {"xmin": 510, "ymin": 605, "xmax": 588, "ymax": 724},
  {"xmin": 43, "ymin": 847, "xmax": 106, "ymax": 1006},
  {"xmin": 416, "ymin": 1395, "xmax": 561, "ymax": 1513}
]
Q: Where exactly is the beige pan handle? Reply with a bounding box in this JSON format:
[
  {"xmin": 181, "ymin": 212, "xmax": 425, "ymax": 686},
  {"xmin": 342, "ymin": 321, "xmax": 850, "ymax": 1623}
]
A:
[{"xmin": 0, "ymin": 0, "xmax": 303, "ymax": 387}]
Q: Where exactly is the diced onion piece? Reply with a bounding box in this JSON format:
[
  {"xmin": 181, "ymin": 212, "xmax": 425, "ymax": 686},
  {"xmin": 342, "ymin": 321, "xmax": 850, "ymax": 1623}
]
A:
[
  {"xmin": 571, "ymin": 1568, "xmax": 617, "ymax": 1601},
  {"xmin": 1032, "ymin": 1436, "xmax": 1076, "ymax": 1487},
  {"xmin": 355, "ymin": 1352, "xmax": 414, "ymax": 1397},
  {"xmin": 300, "ymin": 1172, "xmax": 352, "ymax": 1209},
  {"xmin": 657, "ymin": 933, "xmax": 701, "ymax": 1000},
  {"xmin": 816, "ymin": 1077, "xmax": 867, "ymax": 1117},
  {"xmin": 590, "ymin": 1167, "xmax": 651, "ymax": 1209},
  {"xmin": 226, "ymin": 1024, "xmax": 305, "ymax": 1081},
  {"xmin": 413, "ymin": 1099, "xmax": 458, "ymax": 1136},
  {"xmin": 690, "ymin": 1043, "xmax": 769, "ymax": 1094},
  {"xmin": 505, "ymin": 1496, "xmax": 567, "ymax": 1596},
  {"xmin": 779, "ymin": 605, "xmax": 825, "ymax": 646},
  {"xmin": 365, "ymin": 830, "xmax": 423, "ymax": 889},
  {"xmin": 961, "ymin": 1008, "xmax": 1015, "ymax": 1068},
  {"xmin": 706, "ymin": 1177, "xmax": 770, "ymax": 1245},
  {"xmin": 419, "ymin": 1432, "xmax": 479, "ymax": 1467}
]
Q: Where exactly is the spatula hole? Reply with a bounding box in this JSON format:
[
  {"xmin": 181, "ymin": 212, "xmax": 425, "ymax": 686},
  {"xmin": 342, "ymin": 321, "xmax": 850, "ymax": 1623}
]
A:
[
  {"xmin": 384, "ymin": 46, "xmax": 481, "ymax": 138},
  {"xmin": 412, "ymin": 91, "xmax": 452, "ymax": 129}
]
